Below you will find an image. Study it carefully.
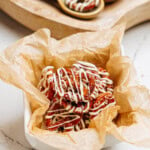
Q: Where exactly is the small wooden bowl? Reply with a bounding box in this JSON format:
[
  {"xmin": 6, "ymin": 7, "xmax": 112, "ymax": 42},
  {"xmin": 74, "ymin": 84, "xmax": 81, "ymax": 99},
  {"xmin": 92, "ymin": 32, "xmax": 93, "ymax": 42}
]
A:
[{"xmin": 57, "ymin": 0, "xmax": 105, "ymax": 19}]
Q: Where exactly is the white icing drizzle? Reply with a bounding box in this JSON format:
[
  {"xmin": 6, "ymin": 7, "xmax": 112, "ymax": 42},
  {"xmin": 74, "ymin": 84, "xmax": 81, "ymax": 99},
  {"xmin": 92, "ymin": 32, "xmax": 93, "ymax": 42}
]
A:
[
  {"xmin": 39, "ymin": 61, "xmax": 112, "ymax": 103},
  {"xmin": 38, "ymin": 66, "xmax": 54, "ymax": 95},
  {"xmin": 47, "ymin": 114, "xmax": 80, "ymax": 129},
  {"xmin": 89, "ymin": 94, "xmax": 116, "ymax": 116},
  {"xmin": 74, "ymin": 118, "xmax": 86, "ymax": 131},
  {"xmin": 75, "ymin": 124, "xmax": 80, "ymax": 131},
  {"xmin": 80, "ymin": 118, "xmax": 85, "ymax": 128},
  {"xmin": 39, "ymin": 61, "xmax": 114, "ymax": 109},
  {"xmin": 89, "ymin": 100, "xmax": 116, "ymax": 116}
]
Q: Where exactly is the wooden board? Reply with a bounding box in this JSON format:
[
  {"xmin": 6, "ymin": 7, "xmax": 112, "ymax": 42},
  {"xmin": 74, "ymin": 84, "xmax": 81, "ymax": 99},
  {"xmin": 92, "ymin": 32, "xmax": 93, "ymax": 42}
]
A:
[{"xmin": 0, "ymin": 0, "xmax": 150, "ymax": 39}]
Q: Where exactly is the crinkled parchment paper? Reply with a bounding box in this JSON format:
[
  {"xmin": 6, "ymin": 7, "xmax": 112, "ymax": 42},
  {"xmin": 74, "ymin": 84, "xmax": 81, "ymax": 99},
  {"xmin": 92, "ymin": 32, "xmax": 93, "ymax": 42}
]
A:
[{"xmin": 0, "ymin": 24, "xmax": 150, "ymax": 150}]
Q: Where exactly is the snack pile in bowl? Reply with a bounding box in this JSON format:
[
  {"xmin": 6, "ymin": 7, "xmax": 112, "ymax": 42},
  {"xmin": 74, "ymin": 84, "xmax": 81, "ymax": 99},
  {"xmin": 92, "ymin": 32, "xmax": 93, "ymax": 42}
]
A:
[
  {"xmin": 38, "ymin": 61, "xmax": 115, "ymax": 132},
  {"xmin": 65, "ymin": 0, "xmax": 100, "ymax": 12},
  {"xmin": 64, "ymin": 0, "xmax": 117, "ymax": 13}
]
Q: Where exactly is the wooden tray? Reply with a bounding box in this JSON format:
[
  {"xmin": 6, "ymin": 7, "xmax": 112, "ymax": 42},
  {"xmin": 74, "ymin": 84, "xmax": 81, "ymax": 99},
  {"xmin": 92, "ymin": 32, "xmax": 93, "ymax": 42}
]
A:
[{"xmin": 0, "ymin": 0, "xmax": 150, "ymax": 39}]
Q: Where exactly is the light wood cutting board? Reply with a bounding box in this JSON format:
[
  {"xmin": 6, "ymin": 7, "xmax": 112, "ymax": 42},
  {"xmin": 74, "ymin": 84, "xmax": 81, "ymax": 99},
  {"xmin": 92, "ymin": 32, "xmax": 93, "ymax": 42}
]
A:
[{"xmin": 0, "ymin": 0, "xmax": 150, "ymax": 39}]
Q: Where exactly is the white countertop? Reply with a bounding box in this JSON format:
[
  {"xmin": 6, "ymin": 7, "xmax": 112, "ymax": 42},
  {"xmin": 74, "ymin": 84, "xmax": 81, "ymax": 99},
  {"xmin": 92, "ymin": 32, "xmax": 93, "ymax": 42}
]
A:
[{"xmin": 0, "ymin": 10, "xmax": 150, "ymax": 150}]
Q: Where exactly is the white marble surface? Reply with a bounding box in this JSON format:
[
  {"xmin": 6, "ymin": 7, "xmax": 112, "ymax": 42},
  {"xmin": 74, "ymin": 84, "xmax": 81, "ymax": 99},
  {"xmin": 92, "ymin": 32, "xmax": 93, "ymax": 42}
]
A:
[{"xmin": 0, "ymin": 10, "xmax": 150, "ymax": 150}]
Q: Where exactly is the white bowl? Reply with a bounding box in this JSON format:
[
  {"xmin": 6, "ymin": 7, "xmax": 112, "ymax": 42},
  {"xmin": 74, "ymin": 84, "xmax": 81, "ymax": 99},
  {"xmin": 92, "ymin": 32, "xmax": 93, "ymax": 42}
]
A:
[{"xmin": 24, "ymin": 46, "xmax": 124, "ymax": 150}]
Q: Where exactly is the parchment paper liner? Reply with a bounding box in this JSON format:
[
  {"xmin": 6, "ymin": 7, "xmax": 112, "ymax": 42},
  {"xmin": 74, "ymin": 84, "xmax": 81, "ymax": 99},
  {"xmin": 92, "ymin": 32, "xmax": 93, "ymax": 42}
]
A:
[{"xmin": 0, "ymin": 24, "xmax": 150, "ymax": 150}]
